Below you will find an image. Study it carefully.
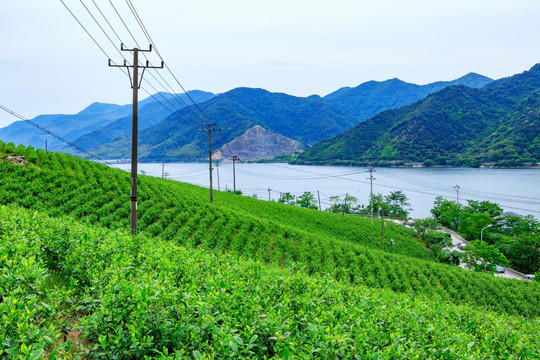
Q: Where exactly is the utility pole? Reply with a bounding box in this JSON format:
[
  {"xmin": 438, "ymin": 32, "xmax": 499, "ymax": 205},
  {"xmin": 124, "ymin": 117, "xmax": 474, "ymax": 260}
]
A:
[
  {"xmin": 162, "ymin": 163, "xmax": 165, "ymax": 178},
  {"xmin": 231, "ymin": 155, "xmax": 239, "ymax": 193},
  {"xmin": 45, "ymin": 139, "xmax": 48, "ymax": 152},
  {"xmin": 215, "ymin": 163, "xmax": 220, "ymax": 191},
  {"xmin": 454, "ymin": 185, "xmax": 460, "ymax": 206},
  {"xmin": 317, "ymin": 190, "xmax": 321, "ymax": 211},
  {"xmin": 454, "ymin": 184, "xmax": 461, "ymax": 230},
  {"xmin": 367, "ymin": 167, "xmax": 376, "ymax": 223},
  {"xmin": 109, "ymin": 43, "xmax": 163, "ymax": 235},
  {"xmin": 200, "ymin": 122, "xmax": 220, "ymax": 203},
  {"xmin": 381, "ymin": 209, "xmax": 385, "ymax": 236},
  {"xmin": 268, "ymin": 187, "xmax": 271, "ymax": 201},
  {"xmin": 342, "ymin": 193, "xmax": 348, "ymax": 217}
]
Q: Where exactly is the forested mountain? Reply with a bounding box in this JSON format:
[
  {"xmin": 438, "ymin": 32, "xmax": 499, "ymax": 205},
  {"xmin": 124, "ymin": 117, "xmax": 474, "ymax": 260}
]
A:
[
  {"xmin": 1, "ymin": 71, "xmax": 497, "ymax": 162},
  {"xmin": 92, "ymin": 87, "xmax": 358, "ymax": 161},
  {"xmin": 323, "ymin": 73, "xmax": 493, "ymax": 120},
  {"xmin": 298, "ymin": 64, "xmax": 540, "ymax": 166}
]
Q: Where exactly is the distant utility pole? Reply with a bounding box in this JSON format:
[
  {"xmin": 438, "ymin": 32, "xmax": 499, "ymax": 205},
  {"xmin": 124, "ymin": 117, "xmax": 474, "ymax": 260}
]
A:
[
  {"xmin": 109, "ymin": 43, "xmax": 163, "ymax": 235},
  {"xmin": 200, "ymin": 123, "xmax": 220, "ymax": 203},
  {"xmin": 454, "ymin": 184, "xmax": 461, "ymax": 230},
  {"xmin": 367, "ymin": 167, "xmax": 376, "ymax": 223},
  {"xmin": 268, "ymin": 187, "xmax": 271, "ymax": 201},
  {"xmin": 317, "ymin": 190, "xmax": 321, "ymax": 211},
  {"xmin": 45, "ymin": 139, "xmax": 48, "ymax": 152},
  {"xmin": 231, "ymin": 155, "xmax": 239, "ymax": 193},
  {"xmin": 454, "ymin": 184, "xmax": 460, "ymax": 206},
  {"xmin": 162, "ymin": 163, "xmax": 165, "ymax": 178},
  {"xmin": 342, "ymin": 193, "xmax": 348, "ymax": 218},
  {"xmin": 215, "ymin": 163, "xmax": 221, "ymax": 191}
]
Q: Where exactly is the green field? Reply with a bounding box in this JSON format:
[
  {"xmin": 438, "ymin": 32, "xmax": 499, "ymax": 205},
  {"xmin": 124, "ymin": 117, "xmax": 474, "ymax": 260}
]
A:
[{"xmin": 1, "ymin": 143, "xmax": 539, "ymax": 358}]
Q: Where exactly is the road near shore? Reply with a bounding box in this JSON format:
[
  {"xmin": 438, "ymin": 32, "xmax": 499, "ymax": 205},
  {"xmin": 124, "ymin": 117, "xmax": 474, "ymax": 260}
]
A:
[{"xmin": 441, "ymin": 228, "xmax": 527, "ymax": 280}]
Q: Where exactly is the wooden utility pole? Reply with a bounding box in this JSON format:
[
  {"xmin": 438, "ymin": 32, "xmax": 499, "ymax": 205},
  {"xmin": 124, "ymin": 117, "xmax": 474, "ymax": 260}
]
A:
[
  {"xmin": 200, "ymin": 123, "xmax": 219, "ymax": 203},
  {"xmin": 317, "ymin": 190, "xmax": 321, "ymax": 211},
  {"xmin": 231, "ymin": 155, "xmax": 239, "ymax": 193},
  {"xmin": 268, "ymin": 187, "xmax": 271, "ymax": 201},
  {"xmin": 109, "ymin": 44, "xmax": 163, "ymax": 235},
  {"xmin": 367, "ymin": 167, "xmax": 376, "ymax": 224}
]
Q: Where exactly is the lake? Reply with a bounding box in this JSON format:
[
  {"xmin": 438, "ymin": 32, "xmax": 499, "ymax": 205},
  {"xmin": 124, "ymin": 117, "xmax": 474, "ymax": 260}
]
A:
[{"xmin": 113, "ymin": 162, "xmax": 540, "ymax": 219}]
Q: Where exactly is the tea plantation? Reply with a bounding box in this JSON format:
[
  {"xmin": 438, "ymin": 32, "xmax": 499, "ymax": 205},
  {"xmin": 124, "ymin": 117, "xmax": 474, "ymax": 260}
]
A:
[{"xmin": 1, "ymin": 143, "xmax": 539, "ymax": 358}]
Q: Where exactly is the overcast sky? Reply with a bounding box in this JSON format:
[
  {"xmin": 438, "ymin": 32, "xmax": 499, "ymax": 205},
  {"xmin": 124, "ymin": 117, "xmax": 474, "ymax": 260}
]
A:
[{"xmin": 1, "ymin": 0, "xmax": 539, "ymax": 128}]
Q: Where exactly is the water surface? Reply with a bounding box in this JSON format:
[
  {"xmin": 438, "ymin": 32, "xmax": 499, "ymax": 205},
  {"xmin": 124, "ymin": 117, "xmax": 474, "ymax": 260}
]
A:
[{"xmin": 114, "ymin": 162, "xmax": 540, "ymax": 218}]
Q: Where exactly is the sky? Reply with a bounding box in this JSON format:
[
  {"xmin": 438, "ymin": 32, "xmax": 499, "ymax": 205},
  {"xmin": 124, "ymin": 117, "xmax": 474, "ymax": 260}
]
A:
[{"xmin": 1, "ymin": 0, "xmax": 539, "ymax": 128}]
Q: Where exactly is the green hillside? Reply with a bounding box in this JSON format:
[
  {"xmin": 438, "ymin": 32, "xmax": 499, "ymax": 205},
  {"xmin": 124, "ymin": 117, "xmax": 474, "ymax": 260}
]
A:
[
  {"xmin": 1, "ymin": 144, "xmax": 539, "ymax": 318},
  {"xmin": 298, "ymin": 64, "xmax": 540, "ymax": 166},
  {"xmin": 3, "ymin": 204, "xmax": 539, "ymax": 359}
]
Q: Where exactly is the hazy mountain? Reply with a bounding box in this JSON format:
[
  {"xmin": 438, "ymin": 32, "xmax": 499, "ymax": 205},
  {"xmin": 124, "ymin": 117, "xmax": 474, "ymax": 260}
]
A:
[
  {"xmin": 65, "ymin": 90, "xmax": 215, "ymax": 152},
  {"xmin": 298, "ymin": 64, "xmax": 540, "ymax": 166},
  {"xmin": 0, "ymin": 102, "xmax": 132, "ymax": 150},
  {"xmin": 0, "ymin": 91, "xmax": 215, "ymax": 153},
  {"xmin": 323, "ymin": 73, "xmax": 493, "ymax": 121}
]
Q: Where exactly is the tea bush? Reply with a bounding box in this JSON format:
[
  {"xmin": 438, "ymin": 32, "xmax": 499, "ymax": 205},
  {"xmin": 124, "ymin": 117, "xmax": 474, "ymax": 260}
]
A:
[
  {"xmin": 1, "ymin": 204, "xmax": 539, "ymax": 359},
  {"xmin": 1, "ymin": 148, "xmax": 540, "ymax": 318}
]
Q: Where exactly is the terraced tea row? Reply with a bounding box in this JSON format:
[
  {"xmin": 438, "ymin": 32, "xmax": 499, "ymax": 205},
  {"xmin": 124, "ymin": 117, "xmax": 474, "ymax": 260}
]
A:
[
  {"xmin": 1, "ymin": 204, "xmax": 539, "ymax": 358},
  {"xmin": 0, "ymin": 144, "xmax": 539, "ymax": 317}
]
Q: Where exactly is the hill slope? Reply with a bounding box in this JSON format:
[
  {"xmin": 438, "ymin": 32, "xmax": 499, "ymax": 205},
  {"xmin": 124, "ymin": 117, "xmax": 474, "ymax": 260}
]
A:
[
  {"xmin": 0, "ymin": 145, "xmax": 539, "ymax": 319},
  {"xmin": 3, "ymin": 203, "xmax": 539, "ymax": 358},
  {"xmin": 299, "ymin": 64, "xmax": 540, "ymax": 166}
]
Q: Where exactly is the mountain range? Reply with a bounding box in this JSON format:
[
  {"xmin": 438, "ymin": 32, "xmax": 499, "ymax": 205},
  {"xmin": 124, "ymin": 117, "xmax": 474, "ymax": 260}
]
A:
[
  {"xmin": 0, "ymin": 91, "xmax": 215, "ymax": 153},
  {"xmin": 323, "ymin": 73, "xmax": 492, "ymax": 120},
  {"xmin": 0, "ymin": 69, "xmax": 517, "ymax": 164},
  {"xmin": 297, "ymin": 64, "xmax": 540, "ymax": 166}
]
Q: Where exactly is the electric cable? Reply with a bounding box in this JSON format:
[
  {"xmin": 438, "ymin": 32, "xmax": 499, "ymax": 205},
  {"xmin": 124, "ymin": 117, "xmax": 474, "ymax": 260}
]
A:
[
  {"xmin": 107, "ymin": 0, "xmax": 208, "ymax": 125},
  {"xmin": 124, "ymin": 0, "xmax": 213, "ymax": 124},
  {"xmin": 89, "ymin": 0, "xmax": 201, "ymax": 125},
  {"xmin": 0, "ymin": 104, "xmax": 119, "ymax": 168},
  {"xmin": 63, "ymin": 0, "xmax": 202, "ymax": 128}
]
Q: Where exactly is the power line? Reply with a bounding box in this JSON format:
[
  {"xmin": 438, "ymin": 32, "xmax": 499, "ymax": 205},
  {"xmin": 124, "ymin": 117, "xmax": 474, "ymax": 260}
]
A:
[
  {"xmin": 60, "ymin": 0, "xmax": 115, "ymax": 61},
  {"xmin": 0, "ymin": 104, "xmax": 117, "ymax": 168},
  {"xmin": 79, "ymin": 0, "xmax": 127, "ymax": 61},
  {"xmin": 123, "ymin": 0, "xmax": 212, "ymax": 123},
  {"xmin": 62, "ymin": 0, "xmax": 203, "ymax": 128},
  {"xmin": 91, "ymin": 0, "xmax": 123, "ymax": 44},
  {"xmin": 106, "ymin": 0, "xmax": 207, "ymax": 125},
  {"xmin": 87, "ymin": 0, "xmax": 191, "ymax": 118}
]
